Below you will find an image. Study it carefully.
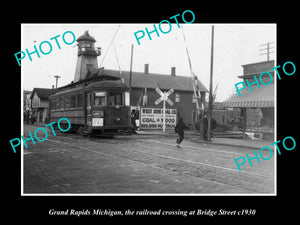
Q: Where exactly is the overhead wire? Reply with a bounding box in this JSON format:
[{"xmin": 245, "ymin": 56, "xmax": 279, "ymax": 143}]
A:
[{"xmin": 99, "ymin": 25, "xmax": 121, "ymax": 67}]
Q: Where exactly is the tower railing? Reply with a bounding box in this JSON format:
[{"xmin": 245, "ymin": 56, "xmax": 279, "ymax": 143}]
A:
[{"xmin": 78, "ymin": 46, "xmax": 101, "ymax": 56}]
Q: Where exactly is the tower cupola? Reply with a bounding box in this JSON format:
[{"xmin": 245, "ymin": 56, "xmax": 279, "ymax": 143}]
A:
[{"xmin": 74, "ymin": 31, "xmax": 101, "ymax": 82}]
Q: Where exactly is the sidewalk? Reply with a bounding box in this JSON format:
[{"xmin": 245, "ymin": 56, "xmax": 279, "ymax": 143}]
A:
[{"xmin": 190, "ymin": 137, "xmax": 271, "ymax": 150}]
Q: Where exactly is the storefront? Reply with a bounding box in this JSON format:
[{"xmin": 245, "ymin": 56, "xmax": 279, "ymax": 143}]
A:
[{"xmin": 223, "ymin": 60, "xmax": 275, "ymax": 140}]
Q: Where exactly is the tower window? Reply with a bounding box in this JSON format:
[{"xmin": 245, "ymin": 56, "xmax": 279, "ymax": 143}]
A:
[
  {"xmin": 82, "ymin": 43, "xmax": 91, "ymax": 48},
  {"xmin": 175, "ymin": 93, "xmax": 180, "ymax": 102}
]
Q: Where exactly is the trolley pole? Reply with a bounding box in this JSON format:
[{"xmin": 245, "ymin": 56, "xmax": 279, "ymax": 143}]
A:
[{"xmin": 207, "ymin": 25, "xmax": 214, "ymax": 142}]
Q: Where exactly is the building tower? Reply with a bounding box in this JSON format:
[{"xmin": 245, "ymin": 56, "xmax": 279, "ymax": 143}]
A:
[{"xmin": 74, "ymin": 31, "xmax": 101, "ymax": 82}]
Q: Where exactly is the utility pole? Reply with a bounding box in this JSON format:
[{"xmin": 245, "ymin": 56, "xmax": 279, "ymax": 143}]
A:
[
  {"xmin": 207, "ymin": 25, "xmax": 214, "ymax": 142},
  {"xmin": 259, "ymin": 42, "xmax": 274, "ymax": 61},
  {"xmin": 129, "ymin": 44, "xmax": 134, "ymax": 88},
  {"xmin": 54, "ymin": 75, "xmax": 61, "ymax": 89}
]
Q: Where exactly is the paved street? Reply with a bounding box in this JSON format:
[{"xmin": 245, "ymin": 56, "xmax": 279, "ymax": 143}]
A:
[{"xmin": 23, "ymin": 124, "xmax": 275, "ymax": 194}]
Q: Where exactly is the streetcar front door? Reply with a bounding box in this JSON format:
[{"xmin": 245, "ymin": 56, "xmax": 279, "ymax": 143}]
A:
[{"xmin": 85, "ymin": 92, "xmax": 92, "ymax": 126}]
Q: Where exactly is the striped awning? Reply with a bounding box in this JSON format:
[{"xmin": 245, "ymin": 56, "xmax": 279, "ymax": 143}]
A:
[{"xmin": 223, "ymin": 83, "xmax": 274, "ymax": 108}]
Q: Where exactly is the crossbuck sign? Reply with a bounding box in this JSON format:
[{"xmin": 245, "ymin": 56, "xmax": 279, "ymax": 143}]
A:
[{"xmin": 155, "ymin": 87, "xmax": 174, "ymax": 132}]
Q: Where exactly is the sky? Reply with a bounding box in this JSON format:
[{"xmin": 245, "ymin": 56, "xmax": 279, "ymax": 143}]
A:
[{"xmin": 21, "ymin": 23, "xmax": 276, "ymax": 102}]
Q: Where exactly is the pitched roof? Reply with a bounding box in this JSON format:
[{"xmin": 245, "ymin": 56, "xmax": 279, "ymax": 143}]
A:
[
  {"xmin": 223, "ymin": 83, "xmax": 274, "ymax": 108},
  {"xmin": 30, "ymin": 88, "xmax": 56, "ymax": 100},
  {"xmin": 96, "ymin": 69, "xmax": 208, "ymax": 92}
]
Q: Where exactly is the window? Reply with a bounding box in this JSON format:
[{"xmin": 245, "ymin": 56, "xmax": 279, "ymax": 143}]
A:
[
  {"xmin": 108, "ymin": 92, "xmax": 123, "ymax": 106},
  {"xmin": 125, "ymin": 92, "xmax": 130, "ymax": 106},
  {"xmin": 192, "ymin": 111, "xmax": 197, "ymax": 122},
  {"xmin": 65, "ymin": 96, "xmax": 70, "ymax": 108},
  {"xmin": 50, "ymin": 99, "xmax": 55, "ymax": 110},
  {"xmin": 94, "ymin": 92, "xmax": 106, "ymax": 106},
  {"xmin": 32, "ymin": 97, "xmax": 39, "ymax": 107},
  {"xmin": 192, "ymin": 94, "xmax": 197, "ymax": 103},
  {"xmin": 70, "ymin": 95, "xmax": 76, "ymax": 108},
  {"xmin": 175, "ymin": 93, "xmax": 180, "ymax": 102},
  {"xmin": 56, "ymin": 98, "xmax": 60, "ymax": 109},
  {"xmin": 77, "ymin": 94, "xmax": 83, "ymax": 107},
  {"xmin": 59, "ymin": 97, "xmax": 64, "ymax": 109},
  {"xmin": 82, "ymin": 43, "xmax": 91, "ymax": 48}
]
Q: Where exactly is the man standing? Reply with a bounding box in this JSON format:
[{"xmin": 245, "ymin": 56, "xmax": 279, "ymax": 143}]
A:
[{"xmin": 175, "ymin": 117, "xmax": 186, "ymax": 148}]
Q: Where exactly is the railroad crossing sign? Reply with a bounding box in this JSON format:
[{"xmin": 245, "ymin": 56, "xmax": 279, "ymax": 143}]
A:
[
  {"xmin": 155, "ymin": 88, "xmax": 174, "ymax": 106},
  {"xmin": 154, "ymin": 87, "xmax": 174, "ymax": 132}
]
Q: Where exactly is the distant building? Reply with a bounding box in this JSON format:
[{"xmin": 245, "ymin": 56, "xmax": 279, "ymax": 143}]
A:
[
  {"xmin": 23, "ymin": 90, "xmax": 32, "ymax": 111},
  {"xmin": 30, "ymin": 88, "xmax": 56, "ymax": 122},
  {"xmin": 223, "ymin": 60, "xmax": 275, "ymax": 140}
]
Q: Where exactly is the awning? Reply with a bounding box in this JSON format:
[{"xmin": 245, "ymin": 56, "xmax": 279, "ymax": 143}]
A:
[{"xmin": 223, "ymin": 83, "xmax": 274, "ymax": 108}]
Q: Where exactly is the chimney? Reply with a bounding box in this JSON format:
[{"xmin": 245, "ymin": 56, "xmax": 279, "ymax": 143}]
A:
[
  {"xmin": 171, "ymin": 67, "xmax": 176, "ymax": 76},
  {"xmin": 144, "ymin": 64, "xmax": 149, "ymax": 74}
]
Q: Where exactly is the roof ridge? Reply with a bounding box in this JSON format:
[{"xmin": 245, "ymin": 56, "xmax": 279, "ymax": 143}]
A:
[{"xmin": 103, "ymin": 68, "xmax": 192, "ymax": 78}]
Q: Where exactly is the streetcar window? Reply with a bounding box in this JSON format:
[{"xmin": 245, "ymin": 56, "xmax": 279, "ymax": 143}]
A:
[
  {"xmin": 94, "ymin": 92, "xmax": 106, "ymax": 106},
  {"xmin": 108, "ymin": 92, "xmax": 123, "ymax": 106},
  {"xmin": 59, "ymin": 97, "xmax": 64, "ymax": 109},
  {"xmin": 50, "ymin": 99, "xmax": 56, "ymax": 110},
  {"xmin": 70, "ymin": 95, "xmax": 76, "ymax": 108},
  {"xmin": 56, "ymin": 98, "xmax": 60, "ymax": 109},
  {"xmin": 65, "ymin": 96, "xmax": 70, "ymax": 108},
  {"xmin": 125, "ymin": 92, "xmax": 130, "ymax": 106},
  {"xmin": 77, "ymin": 94, "xmax": 83, "ymax": 107}
]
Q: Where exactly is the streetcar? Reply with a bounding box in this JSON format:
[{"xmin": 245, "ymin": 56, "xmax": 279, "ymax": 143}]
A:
[{"xmin": 48, "ymin": 74, "xmax": 132, "ymax": 137}]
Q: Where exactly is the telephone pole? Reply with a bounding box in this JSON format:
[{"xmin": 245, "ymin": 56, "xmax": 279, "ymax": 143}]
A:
[
  {"xmin": 54, "ymin": 75, "xmax": 61, "ymax": 89},
  {"xmin": 259, "ymin": 42, "xmax": 274, "ymax": 61},
  {"xmin": 207, "ymin": 25, "xmax": 214, "ymax": 142},
  {"xmin": 129, "ymin": 44, "xmax": 134, "ymax": 89}
]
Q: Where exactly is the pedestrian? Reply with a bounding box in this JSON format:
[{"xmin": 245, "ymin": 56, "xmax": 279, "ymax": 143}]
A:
[
  {"xmin": 131, "ymin": 110, "xmax": 137, "ymax": 134},
  {"xmin": 175, "ymin": 117, "xmax": 186, "ymax": 148}
]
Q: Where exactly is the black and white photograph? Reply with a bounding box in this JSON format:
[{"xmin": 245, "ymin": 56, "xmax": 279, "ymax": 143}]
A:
[
  {"xmin": 21, "ymin": 23, "xmax": 276, "ymax": 195},
  {"xmin": 5, "ymin": 6, "xmax": 298, "ymax": 225}
]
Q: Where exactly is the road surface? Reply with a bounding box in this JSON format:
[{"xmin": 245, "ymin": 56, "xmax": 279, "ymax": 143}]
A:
[{"xmin": 23, "ymin": 124, "xmax": 275, "ymax": 194}]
